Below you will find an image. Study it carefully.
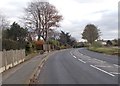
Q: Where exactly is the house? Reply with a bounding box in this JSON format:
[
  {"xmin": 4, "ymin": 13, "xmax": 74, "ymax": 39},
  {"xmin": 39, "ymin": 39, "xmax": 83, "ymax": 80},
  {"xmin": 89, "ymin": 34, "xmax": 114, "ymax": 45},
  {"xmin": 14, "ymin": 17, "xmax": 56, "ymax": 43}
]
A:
[{"xmin": 97, "ymin": 40, "xmax": 107, "ymax": 46}]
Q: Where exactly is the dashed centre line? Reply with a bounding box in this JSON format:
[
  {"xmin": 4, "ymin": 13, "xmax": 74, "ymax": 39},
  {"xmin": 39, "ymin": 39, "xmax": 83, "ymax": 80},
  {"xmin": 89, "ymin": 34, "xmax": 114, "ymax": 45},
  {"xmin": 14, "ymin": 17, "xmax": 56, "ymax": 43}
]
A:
[
  {"xmin": 70, "ymin": 51, "xmax": 86, "ymax": 64},
  {"xmin": 110, "ymin": 72, "xmax": 120, "ymax": 75},
  {"xmin": 78, "ymin": 59, "xmax": 86, "ymax": 63},
  {"xmin": 113, "ymin": 64, "xmax": 120, "ymax": 67},
  {"xmin": 70, "ymin": 51, "xmax": 118, "ymax": 77},
  {"xmin": 94, "ymin": 65, "xmax": 112, "ymax": 68},
  {"xmin": 73, "ymin": 56, "xmax": 76, "ymax": 58}
]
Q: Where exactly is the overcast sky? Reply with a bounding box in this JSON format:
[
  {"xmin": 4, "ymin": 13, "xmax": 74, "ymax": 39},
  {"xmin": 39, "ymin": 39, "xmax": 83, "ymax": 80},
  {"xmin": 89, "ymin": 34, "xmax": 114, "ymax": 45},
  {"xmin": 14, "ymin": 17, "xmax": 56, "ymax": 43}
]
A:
[{"xmin": 0, "ymin": 0, "xmax": 119, "ymax": 41}]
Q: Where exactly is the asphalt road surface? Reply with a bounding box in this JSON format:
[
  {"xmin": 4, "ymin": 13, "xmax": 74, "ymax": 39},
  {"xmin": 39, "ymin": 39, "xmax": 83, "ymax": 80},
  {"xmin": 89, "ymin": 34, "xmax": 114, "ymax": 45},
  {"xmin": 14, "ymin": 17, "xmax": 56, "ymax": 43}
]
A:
[{"xmin": 38, "ymin": 48, "xmax": 119, "ymax": 84}]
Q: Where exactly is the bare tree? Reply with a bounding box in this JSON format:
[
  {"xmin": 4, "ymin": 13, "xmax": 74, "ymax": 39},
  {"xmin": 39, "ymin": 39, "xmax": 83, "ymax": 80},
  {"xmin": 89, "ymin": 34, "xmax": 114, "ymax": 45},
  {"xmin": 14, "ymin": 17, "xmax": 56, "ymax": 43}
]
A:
[
  {"xmin": 47, "ymin": 29, "xmax": 60, "ymax": 40},
  {"xmin": 0, "ymin": 12, "xmax": 9, "ymax": 40},
  {"xmin": 0, "ymin": 13, "xmax": 9, "ymax": 30},
  {"xmin": 24, "ymin": 0, "xmax": 62, "ymax": 41}
]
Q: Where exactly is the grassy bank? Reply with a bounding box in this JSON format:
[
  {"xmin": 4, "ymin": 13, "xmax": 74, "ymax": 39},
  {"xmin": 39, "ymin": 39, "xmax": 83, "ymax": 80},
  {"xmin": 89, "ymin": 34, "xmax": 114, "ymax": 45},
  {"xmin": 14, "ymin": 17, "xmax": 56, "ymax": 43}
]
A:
[{"xmin": 88, "ymin": 47, "xmax": 119, "ymax": 55}]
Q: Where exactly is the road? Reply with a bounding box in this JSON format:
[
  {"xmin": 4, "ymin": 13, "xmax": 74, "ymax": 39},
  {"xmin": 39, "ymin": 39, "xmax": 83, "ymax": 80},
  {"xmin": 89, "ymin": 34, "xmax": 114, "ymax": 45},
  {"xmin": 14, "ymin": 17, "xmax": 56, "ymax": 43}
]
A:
[
  {"xmin": 38, "ymin": 48, "xmax": 119, "ymax": 84},
  {"xmin": 78, "ymin": 48, "xmax": 118, "ymax": 65}
]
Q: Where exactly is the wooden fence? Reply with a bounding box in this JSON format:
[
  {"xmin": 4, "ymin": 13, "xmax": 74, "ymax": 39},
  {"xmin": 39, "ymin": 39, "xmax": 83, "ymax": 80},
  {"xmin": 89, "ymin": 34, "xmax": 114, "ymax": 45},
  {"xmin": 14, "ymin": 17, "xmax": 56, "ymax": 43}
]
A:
[{"xmin": 0, "ymin": 49, "xmax": 25, "ymax": 73}]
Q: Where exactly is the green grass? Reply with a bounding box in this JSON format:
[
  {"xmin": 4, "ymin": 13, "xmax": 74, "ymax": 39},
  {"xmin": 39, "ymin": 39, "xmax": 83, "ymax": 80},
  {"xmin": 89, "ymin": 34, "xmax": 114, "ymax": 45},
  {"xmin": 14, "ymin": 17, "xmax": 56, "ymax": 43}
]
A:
[{"xmin": 88, "ymin": 47, "xmax": 120, "ymax": 55}]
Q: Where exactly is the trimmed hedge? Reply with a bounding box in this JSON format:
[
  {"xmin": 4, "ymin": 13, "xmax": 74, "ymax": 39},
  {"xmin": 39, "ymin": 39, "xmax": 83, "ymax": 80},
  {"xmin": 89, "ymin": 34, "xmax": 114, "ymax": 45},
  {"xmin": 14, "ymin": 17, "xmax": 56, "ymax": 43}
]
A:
[{"xmin": 2, "ymin": 39, "xmax": 26, "ymax": 50}]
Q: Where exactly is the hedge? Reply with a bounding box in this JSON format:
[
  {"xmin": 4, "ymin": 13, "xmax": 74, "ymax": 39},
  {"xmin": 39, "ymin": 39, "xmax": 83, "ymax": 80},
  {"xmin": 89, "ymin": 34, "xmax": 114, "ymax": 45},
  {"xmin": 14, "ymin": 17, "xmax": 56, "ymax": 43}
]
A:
[{"xmin": 2, "ymin": 39, "xmax": 26, "ymax": 50}]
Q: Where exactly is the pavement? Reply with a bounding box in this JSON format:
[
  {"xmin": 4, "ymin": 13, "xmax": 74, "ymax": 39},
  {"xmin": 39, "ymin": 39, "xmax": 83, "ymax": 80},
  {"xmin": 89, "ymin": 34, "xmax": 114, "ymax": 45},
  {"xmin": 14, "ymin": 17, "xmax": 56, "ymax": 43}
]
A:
[
  {"xmin": 2, "ymin": 53, "xmax": 49, "ymax": 84},
  {"xmin": 38, "ymin": 48, "xmax": 119, "ymax": 84}
]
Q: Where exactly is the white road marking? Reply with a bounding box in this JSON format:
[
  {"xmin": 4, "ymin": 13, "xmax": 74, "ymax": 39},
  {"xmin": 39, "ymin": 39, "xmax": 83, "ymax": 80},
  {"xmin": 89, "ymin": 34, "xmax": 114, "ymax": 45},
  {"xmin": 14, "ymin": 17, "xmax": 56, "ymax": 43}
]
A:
[
  {"xmin": 95, "ymin": 65, "xmax": 112, "ymax": 68},
  {"xmin": 73, "ymin": 56, "xmax": 76, "ymax": 58},
  {"xmin": 113, "ymin": 64, "xmax": 120, "ymax": 67},
  {"xmin": 110, "ymin": 72, "xmax": 120, "ymax": 75},
  {"xmin": 90, "ymin": 65, "xmax": 115, "ymax": 77},
  {"xmin": 70, "ymin": 51, "xmax": 77, "ymax": 59},
  {"xmin": 78, "ymin": 59, "xmax": 86, "ymax": 63},
  {"xmin": 71, "ymin": 50, "xmax": 118, "ymax": 77},
  {"xmin": 70, "ymin": 51, "xmax": 86, "ymax": 63},
  {"xmin": 93, "ymin": 59, "xmax": 105, "ymax": 63}
]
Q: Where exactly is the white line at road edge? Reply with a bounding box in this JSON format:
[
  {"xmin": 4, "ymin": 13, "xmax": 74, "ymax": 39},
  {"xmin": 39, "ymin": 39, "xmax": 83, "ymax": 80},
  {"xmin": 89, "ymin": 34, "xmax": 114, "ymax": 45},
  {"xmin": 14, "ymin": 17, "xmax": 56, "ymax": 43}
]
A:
[
  {"xmin": 78, "ymin": 59, "xmax": 86, "ymax": 63},
  {"xmin": 90, "ymin": 65, "xmax": 115, "ymax": 77},
  {"xmin": 110, "ymin": 72, "xmax": 120, "ymax": 75},
  {"xmin": 113, "ymin": 64, "xmax": 120, "ymax": 67},
  {"xmin": 73, "ymin": 56, "xmax": 76, "ymax": 58}
]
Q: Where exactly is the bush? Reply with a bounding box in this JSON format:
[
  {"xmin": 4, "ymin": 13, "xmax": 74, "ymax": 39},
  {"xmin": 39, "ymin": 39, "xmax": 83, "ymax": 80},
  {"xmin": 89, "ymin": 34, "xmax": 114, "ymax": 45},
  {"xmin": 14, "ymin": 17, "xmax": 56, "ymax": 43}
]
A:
[
  {"xmin": 2, "ymin": 39, "xmax": 23, "ymax": 50},
  {"xmin": 60, "ymin": 45, "xmax": 66, "ymax": 49},
  {"xmin": 106, "ymin": 40, "xmax": 112, "ymax": 46},
  {"xmin": 54, "ymin": 45, "xmax": 60, "ymax": 50},
  {"xmin": 2, "ymin": 39, "xmax": 27, "ymax": 51},
  {"xmin": 34, "ymin": 40, "xmax": 44, "ymax": 50},
  {"xmin": 39, "ymin": 50, "xmax": 45, "ymax": 54},
  {"xmin": 25, "ymin": 42, "xmax": 33, "ymax": 55},
  {"xmin": 91, "ymin": 41, "xmax": 102, "ymax": 48}
]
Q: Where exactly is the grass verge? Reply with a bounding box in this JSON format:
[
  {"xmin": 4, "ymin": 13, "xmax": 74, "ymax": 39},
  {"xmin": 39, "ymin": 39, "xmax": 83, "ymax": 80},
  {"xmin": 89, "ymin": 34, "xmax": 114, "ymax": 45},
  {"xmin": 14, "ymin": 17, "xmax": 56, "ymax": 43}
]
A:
[{"xmin": 88, "ymin": 47, "xmax": 120, "ymax": 56}]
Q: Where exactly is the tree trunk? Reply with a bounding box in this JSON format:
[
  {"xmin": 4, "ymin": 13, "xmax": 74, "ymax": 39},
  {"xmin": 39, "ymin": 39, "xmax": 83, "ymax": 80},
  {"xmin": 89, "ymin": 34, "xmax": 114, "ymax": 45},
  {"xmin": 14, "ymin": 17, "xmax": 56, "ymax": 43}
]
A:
[{"xmin": 38, "ymin": 35, "xmax": 41, "ymax": 41}]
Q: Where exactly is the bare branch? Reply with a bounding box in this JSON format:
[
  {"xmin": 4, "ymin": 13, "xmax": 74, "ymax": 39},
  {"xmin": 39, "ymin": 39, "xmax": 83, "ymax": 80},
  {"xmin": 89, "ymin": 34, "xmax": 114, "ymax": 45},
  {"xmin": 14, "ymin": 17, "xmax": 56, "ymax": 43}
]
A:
[{"xmin": 24, "ymin": 1, "xmax": 63, "ymax": 41}]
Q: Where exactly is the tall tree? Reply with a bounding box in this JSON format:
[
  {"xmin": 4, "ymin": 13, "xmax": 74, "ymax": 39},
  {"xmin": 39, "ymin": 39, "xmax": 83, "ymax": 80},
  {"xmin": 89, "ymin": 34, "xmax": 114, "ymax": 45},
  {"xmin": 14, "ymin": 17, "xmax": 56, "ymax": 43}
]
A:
[
  {"xmin": 82, "ymin": 24, "xmax": 100, "ymax": 44},
  {"xmin": 59, "ymin": 31, "xmax": 70, "ymax": 45},
  {"xmin": 2, "ymin": 22, "xmax": 28, "ymax": 50},
  {"xmin": 7, "ymin": 22, "xmax": 28, "ymax": 41},
  {"xmin": 47, "ymin": 29, "xmax": 60, "ymax": 40},
  {"xmin": 69, "ymin": 37, "xmax": 77, "ymax": 46},
  {"xmin": 0, "ymin": 12, "xmax": 9, "ymax": 40},
  {"xmin": 59, "ymin": 31, "xmax": 76, "ymax": 46},
  {"xmin": 106, "ymin": 40, "xmax": 112, "ymax": 46},
  {"xmin": 24, "ymin": 1, "xmax": 62, "ymax": 41}
]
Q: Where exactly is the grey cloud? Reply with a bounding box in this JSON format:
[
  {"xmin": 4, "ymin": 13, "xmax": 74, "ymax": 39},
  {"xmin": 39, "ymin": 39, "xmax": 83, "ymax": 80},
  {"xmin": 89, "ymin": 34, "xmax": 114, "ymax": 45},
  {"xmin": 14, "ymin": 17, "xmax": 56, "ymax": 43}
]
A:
[
  {"xmin": 0, "ymin": 0, "xmax": 117, "ymax": 41},
  {"xmin": 91, "ymin": 10, "xmax": 110, "ymax": 14},
  {"xmin": 74, "ymin": 0, "xmax": 106, "ymax": 3},
  {"xmin": 95, "ymin": 11, "xmax": 118, "ymax": 37},
  {"xmin": 60, "ymin": 10, "xmax": 118, "ymax": 41},
  {"xmin": 1, "ymin": 0, "xmax": 30, "ymax": 23}
]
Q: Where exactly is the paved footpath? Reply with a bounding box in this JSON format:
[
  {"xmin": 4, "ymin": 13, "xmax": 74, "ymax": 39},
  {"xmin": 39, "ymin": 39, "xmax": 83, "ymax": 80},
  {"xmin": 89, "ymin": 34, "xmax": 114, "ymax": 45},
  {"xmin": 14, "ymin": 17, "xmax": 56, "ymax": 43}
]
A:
[{"xmin": 2, "ymin": 52, "xmax": 49, "ymax": 84}]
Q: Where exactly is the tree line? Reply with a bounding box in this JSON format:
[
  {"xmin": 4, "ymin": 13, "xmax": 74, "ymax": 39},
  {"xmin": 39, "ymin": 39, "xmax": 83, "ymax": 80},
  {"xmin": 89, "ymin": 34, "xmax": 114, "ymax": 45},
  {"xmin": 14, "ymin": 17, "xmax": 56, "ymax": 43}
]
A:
[
  {"xmin": 1, "ymin": 21, "xmax": 76, "ymax": 51},
  {"xmin": 1, "ymin": 0, "xmax": 118, "ymax": 52}
]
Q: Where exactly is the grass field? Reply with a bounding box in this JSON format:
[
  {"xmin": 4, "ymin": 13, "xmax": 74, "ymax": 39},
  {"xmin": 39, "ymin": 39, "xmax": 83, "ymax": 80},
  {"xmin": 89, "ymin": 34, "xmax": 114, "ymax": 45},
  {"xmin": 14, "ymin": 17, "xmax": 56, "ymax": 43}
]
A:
[{"xmin": 88, "ymin": 47, "xmax": 120, "ymax": 56}]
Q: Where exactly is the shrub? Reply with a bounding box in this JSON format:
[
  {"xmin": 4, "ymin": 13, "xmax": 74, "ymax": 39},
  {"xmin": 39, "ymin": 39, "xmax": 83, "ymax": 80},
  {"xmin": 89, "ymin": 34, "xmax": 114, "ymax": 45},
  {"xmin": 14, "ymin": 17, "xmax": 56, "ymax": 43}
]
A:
[
  {"xmin": 60, "ymin": 45, "xmax": 66, "ymax": 49},
  {"xmin": 2, "ymin": 39, "xmax": 27, "ymax": 51},
  {"xmin": 91, "ymin": 41, "xmax": 102, "ymax": 48},
  {"xmin": 39, "ymin": 50, "xmax": 45, "ymax": 54},
  {"xmin": 2, "ymin": 39, "xmax": 18, "ymax": 50},
  {"xmin": 25, "ymin": 42, "xmax": 33, "ymax": 55},
  {"xmin": 34, "ymin": 40, "xmax": 44, "ymax": 50},
  {"xmin": 54, "ymin": 45, "xmax": 60, "ymax": 50},
  {"xmin": 106, "ymin": 40, "xmax": 113, "ymax": 46}
]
